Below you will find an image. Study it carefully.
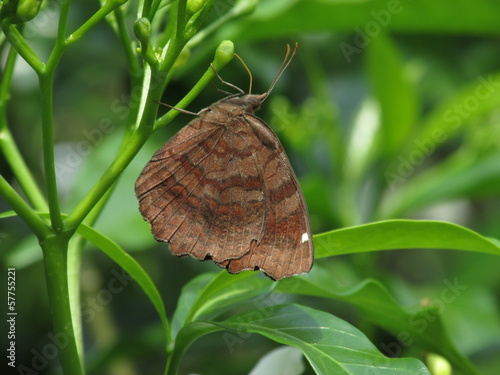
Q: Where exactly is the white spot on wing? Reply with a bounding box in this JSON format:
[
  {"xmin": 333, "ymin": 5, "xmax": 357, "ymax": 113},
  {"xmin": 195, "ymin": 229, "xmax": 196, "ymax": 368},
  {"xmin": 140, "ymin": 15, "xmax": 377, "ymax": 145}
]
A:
[{"xmin": 301, "ymin": 232, "xmax": 309, "ymax": 243}]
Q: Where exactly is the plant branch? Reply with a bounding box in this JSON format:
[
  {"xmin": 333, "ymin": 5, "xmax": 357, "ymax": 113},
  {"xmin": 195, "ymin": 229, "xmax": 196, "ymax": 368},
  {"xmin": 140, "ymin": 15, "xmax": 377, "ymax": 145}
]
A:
[
  {"xmin": 115, "ymin": 6, "xmax": 141, "ymax": 78},
  {"xmin": 154, "ymin": 64, "xmax": 217, "ymax": 130},
  {"xmin": 186, "ymin": 0, "xmax": 257, "ymax": 49},
  {"xmin": 41, "ymin": 233, "xmax": 84, "ymax": 375},
  {"xmin": 0, "ymin": 24, "xmax": 44, "ymax": 73},
  {"xmin": 0, "ymin": 176, "xmax": 52, "ymax": 239},
  {"xmin": 154, "ymin": 40, "xmax": 235, "ymax": 130},
  {"xmin": 0, "ymin": 128, "xmax": 48, "ymax": 211},
  {"xmin": 0, "ymin": 48, "xmax": 48, "ymax": 211},
  {"xmin": 38, "ymin": 72, "xmax": 64, "ymax": 232},
  {"xmin": 56, "ymin": 0, "xmax": 72, "ymax": 48},
  {"xmin": 65, "ymin": 0, "xmax": 129, "ymax": 46}
]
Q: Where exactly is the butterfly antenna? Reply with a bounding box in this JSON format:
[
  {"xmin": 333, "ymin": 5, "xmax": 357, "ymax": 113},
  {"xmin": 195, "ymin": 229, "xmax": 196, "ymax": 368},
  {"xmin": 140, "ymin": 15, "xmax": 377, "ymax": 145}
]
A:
[
  {"xmin": 234, "ymin": 53, "xmax": 253, "ymax": 94},
  {"xmin": 210, "ymin": 63, "xmax": 245, "ymax": 95},
  {"xmin": 153, "ymin": 100, "xmax": 199, "ymax": 116},
  {"xmin": 265, "ymin": 42, "xmax": 298, "ymax": 98}
]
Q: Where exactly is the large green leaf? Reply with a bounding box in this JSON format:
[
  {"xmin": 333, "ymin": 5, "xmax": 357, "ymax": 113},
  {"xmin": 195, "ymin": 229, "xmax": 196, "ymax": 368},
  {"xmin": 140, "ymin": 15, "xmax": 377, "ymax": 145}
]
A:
[
  {"xmin": 215, "ymin": 304, "xmax": 430, "ymax": 374},
  {"xmin": 314, "ymin": 219, "xmax": 500, "ymax": 258},
  {"xmin": 224, "ymin": 0, "xmax": 500, "ymax": 41},
  {"xmin": 277, "ymin": 269, "xmax": 479, "ymax": 375}
]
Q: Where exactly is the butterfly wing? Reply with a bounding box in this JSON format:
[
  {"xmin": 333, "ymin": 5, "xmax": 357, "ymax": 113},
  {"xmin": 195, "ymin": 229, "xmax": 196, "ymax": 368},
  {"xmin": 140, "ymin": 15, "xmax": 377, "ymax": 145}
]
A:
[
  {"xmin": 220, "ymin": 114, "xmax": 314, "ymax": 280},
  {"xmin": 135, "ymin": 117, "xmax": 267, "ymax": 263}
]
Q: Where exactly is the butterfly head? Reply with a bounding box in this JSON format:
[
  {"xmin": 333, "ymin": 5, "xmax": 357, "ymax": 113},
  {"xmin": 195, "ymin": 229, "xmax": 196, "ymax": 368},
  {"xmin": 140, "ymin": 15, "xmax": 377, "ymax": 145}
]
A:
[{"xmin": 200, "ymin": 93, "xmax": 268, "ymax": 123}]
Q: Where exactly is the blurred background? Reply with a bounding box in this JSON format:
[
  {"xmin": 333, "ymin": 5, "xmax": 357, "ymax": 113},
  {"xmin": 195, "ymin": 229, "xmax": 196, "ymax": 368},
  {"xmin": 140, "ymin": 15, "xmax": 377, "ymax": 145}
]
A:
[{"xmin": 1, "ymin": 0, "xmax": 500, "ymax": 374}]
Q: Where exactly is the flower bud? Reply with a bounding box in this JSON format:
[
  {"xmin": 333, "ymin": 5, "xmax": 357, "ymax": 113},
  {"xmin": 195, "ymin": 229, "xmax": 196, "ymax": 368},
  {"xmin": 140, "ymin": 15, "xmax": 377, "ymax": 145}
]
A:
[
  {"xmin": 426, "ymin": 353, "xmax": 451, "ymax": 375},
  {"xmin": 212, "ymin": 40, "xmax": 234, "ymax": 71},
  {"xmin": 1, "ymin": 0, "xmax": 43, "ymax": 24},
  {"xmin": 133, "ymin": 17, "xmax": 152, "ymax": 49},
  {"xmin": 187, "ymin": 0, "xmax": 205, "ymax": 16}
]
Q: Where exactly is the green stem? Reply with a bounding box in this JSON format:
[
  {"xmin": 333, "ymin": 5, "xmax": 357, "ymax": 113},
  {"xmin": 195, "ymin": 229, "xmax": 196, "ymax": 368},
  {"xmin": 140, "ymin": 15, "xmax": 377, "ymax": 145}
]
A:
[
  {"xmin": 41, "ymin": 233, "xmax": 84, "ymax": 375},
  {"xmin": 56, "ymin": 0, "xmax": 71, "ymax": 47},
  {"xmin": 154, "ymin": 38, "xmax": 234, "ymax": 130},
  {"xmin": 115, "ymin": 7, "xmax": 141, "ymax": 78},
  {"xmin": 0, "ymin": 46, "xmax": 17, "ymax": 101},
  {"xmin": 175, "ymin": 0, "xmax": 187, "ymax": 41},
  {"xmin": 38, "ymin": 72, "xmax": 64, "ymax": 232},
  {"xmin": 154, "ymin": 64, "xmax": 218, "ymax": 130},
  {"xmin": 0, "ymin": 127, "xmax": 48, "ymax": 211},
  {"xmin": 0, "ymin": 48, "xmax": 48, "ymax": 211},
  {"xmin": 0, "ymin": 24, "xmax": 44, "ymax": 73},
  {"xmin": 65, "ymin": 0, "xmax": 128, "ymax": 46},
  {"xmin": 35, "ymin": 0, "xmax": 73, "ymax": 232},
  {"xmin": 0, "ymin": 175, "xmax": 52, "ymax": 239}
]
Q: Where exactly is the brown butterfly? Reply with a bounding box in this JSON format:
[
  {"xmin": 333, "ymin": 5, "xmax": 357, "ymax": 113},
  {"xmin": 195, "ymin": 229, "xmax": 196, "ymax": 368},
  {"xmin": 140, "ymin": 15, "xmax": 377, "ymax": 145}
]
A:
[{"xmin": 135, "ymin": 43, "xmax": 313, "ymax": 280}]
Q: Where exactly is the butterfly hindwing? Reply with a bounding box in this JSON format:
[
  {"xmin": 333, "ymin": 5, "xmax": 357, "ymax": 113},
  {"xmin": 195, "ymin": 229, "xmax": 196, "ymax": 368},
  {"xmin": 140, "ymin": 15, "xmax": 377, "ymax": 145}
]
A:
[{"xmin": 220, "ymin": 114, "xmax": 313, "ymax": 280}]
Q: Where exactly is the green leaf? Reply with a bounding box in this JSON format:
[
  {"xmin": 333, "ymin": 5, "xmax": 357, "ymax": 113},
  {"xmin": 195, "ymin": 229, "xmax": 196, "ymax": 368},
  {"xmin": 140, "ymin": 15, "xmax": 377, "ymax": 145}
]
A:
[
  {"xmin": 277, "ymin": 269, "xmax": 479, "ymax": 375},
  {"xmin": 314, "ymin": 219, "xmax": 500, "ymax": 258},
  {"xmin": 171, "ymin": 273, "xmax": 217, "ymax": 338},
  {"xmin": 366, "ymin": 34, "xmax": 418, "ymax": 157},
  {"xmin": 75, "ymin": 223, "xmax": 171, "ymax": 349},
  {"xmin": 379, "ymin": 150, "xmax": 500, "ymax": 218},
  {"xmin": 217, "ymin": 304, "xmax": 431, "ymax": 375},
  {"xmin": 227, "ymin": 0, "xmax": 500, "ymax": 41},
  {"xmin": 418, "ymin": 71, "xmax": 500, "ymax": 145},
  {"xmin": 171, "ymin": 271, "xmax": 274, "ymax": 338}
]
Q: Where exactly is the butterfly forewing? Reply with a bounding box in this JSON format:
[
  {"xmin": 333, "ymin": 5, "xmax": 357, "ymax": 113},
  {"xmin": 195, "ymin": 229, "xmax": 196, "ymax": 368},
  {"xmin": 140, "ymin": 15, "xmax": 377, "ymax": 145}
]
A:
[{"xmin": 136, "ymin": 110, "xmax": 268, "ymax": 263}]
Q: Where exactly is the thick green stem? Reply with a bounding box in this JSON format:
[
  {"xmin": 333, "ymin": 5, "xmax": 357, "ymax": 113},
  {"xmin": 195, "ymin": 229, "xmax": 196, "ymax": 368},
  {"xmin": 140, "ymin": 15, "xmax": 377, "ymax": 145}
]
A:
[
  {"xmin": 41, "ymin": 233, "xmax": 84, "ymax": 375},
  {"xmin": 38, "ymin": 72, "xmax": 64, "ymax": 232}
]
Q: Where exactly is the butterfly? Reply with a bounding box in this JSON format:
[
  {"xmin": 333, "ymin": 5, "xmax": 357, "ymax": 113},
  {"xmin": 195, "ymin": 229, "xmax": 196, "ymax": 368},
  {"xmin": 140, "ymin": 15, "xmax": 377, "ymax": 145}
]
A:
[{"xmin": 135, "ymin": 43, "xmax": 313, "ymax": 280}]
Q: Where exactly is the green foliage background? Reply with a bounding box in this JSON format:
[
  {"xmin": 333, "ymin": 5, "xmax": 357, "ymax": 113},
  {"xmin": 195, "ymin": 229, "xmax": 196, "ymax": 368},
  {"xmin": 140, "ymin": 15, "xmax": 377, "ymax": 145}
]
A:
[{"xmin": 1, "ymin": 0, "xmax": 500, "ymax": 374}]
